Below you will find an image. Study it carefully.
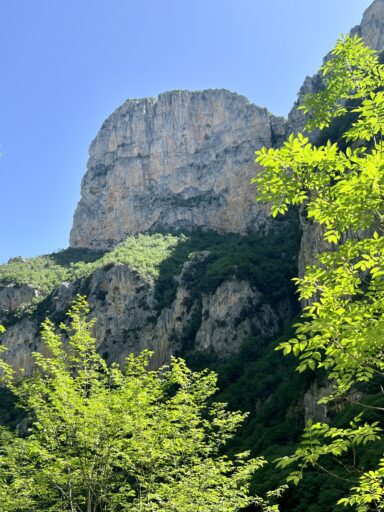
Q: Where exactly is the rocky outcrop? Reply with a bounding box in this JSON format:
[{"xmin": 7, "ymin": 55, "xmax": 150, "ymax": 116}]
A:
[
  {"xmin": 288, "ymin": 73, "xmax": 323, "ymax": 139},
  {"xmin": 69, "ymin": 2, "xmax": 384, "ymax": 267},
  {"xmin": 0, "ymin": 284, "xmax": 39, "ymax": 314},
  {"xmin": 75, "ymin": 3, "xmax": 381, "ymax": 277},
  {"xmin": 1, "ymin": 317, "xmax": 39, "ymax": 376},
  {"xmin": 195, "ymin": 280, "xmax": 282, "ymax": 355},
  {"xmin": 70, "ymin": 89, "xmax": 288, "ymax": 250},
  {"xmin": 0, "ymin": 254, "xmax": 294, "ymax": 375},
  {"xmin": 352, "ymin": 0, "xmax": 384, "ymax": 51},
  {"xmin": 303, "ymin": 381, "xmax": 334, "ymax": 423},
  {"xmin": 297, "ymin": 215, "xmax": 329, "ymax": 279}
]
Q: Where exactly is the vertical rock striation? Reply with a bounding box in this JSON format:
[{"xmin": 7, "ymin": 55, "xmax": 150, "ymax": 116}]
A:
[
  {"xmin": 70, "ymin": 89, "xmax": 288, "ymax": 249},
  {"xmin": 352, "ymin": 0, "xmax": 384, "ymax": 51},
  {"xmin": 0, "ymin": 259, "xmax": 294, "ymax": 375}
]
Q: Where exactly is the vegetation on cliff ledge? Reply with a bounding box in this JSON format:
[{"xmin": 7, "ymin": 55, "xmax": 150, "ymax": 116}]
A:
[{"xmin": 0, "ymin": 225, "xmax": 299, "ymax": 325}]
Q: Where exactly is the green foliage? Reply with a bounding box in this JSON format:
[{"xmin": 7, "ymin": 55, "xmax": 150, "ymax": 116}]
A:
[
  {"xmin": 0, "ymin": 234, "xmax": 185, "ymax": 324},
  {"xmin": 0, "ymin": 228, "xmax": 299, "ymax": 329},
  {"xmin": 0, "ymin": 297, "xmax": 284, "ymax": 511},
  {"xmin": 0, "ymin": 234, "xmax": 184, "ymax": 295},
  {"xmin": 154, "ymin": 225, "xmax": 299, "ymax": 310},
  {"xmin": 182, "ymin": 325, "xmax": 312, "ymax": 505},
  {"xmin": 210, "ymin": 329, "xmax": 310, "ymax": 454},
  {"xmin": 254, "ymin": 34, "xmax": 384, "ymax": 510},
  {"xmin": 0, "ymin": 248, "xmax": 105, "ymax": 294},
  {"xmin": 186, "ymin": 326, "xmax": 384, "ymax": 511}
]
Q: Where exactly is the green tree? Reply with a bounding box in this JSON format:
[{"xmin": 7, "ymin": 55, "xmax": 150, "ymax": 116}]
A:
[
  {"xmin": 0, "ymin": 296, "xmax": 283, "ymax": 511},
  {"xmin": 253, "ymin": 35, "xmax": 384, "ymax": 510}
]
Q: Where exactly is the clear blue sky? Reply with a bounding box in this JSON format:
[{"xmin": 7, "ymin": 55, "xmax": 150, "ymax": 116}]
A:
[{"xmin": 0, "ymin": 0, "xmax": 372, "ymax": 263}]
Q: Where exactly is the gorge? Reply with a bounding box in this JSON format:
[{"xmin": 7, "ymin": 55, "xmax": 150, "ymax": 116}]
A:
[{"xmin": 1, "ymin": 1, "xmax": 384, "ymax": 510}]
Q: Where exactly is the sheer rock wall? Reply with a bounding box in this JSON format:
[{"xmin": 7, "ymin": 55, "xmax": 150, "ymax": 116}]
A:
[{"xmin": 70, "ymin": 89, "xmax": 287, "ymax": 250}]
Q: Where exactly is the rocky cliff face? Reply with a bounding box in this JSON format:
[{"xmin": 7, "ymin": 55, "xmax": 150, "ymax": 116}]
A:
[
  {"xmin": 0, "ymin": 255, "xmax": 294, "ymax": 375},
  {"xmin": 0, "ymin": 284, "xmax": 39, "ymax": 313},
  {"xmin": 352, "ymin": 0, "xmax": 384, "ymax": 50},
  {"xmin": 70, "ymin": 89, "xmax": 287, "ymax": 250},
  {"xmin": 69, "ymin": 2, "xmax": 384, "ymax": 269},
  {"xmin": 2, "ymin": 0, "xmax": 383, "ymax": 399},
  {"xmin": 69, "ymin": 1, "xmax": 384, "ymax": 267}
]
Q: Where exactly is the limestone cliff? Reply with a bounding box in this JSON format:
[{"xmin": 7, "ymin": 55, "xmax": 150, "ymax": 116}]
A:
[
  {"xmin": 289, "ymin": 0, "xmax": 384, "ymax": 137},
  {"xmin": 352, "ymin": 0, "xmax": 384, "ymax": 51},
  {"xmin": 69, "ymin": 2, "xmax": 384, "ymax": 269},
  {"xmin": 0, "ymin": 253, "xmax": 295, "ymax": 375},
  {"xmin": 70, "ymin": 89, "xmax": 287, "ymax": 249},
  {"xmin": 0, "ymin": 284, "xmax": 39, "ymax": 313}
]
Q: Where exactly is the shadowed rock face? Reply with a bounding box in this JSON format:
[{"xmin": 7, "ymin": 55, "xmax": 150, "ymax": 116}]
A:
[
  {"xmin": 0, "ymin": 260, "xmax": 294, "ymax": 375},
  {"xmin": 70, "ymin": 89, "xmax": 287, "ymax": 250}
]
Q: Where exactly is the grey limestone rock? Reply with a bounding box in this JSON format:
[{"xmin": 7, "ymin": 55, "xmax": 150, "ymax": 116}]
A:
[
  {"xmin": 289, "ymin": 0, "xmax": 384, "ymax": 138},
  {"xmin": 195, "ymin": 280, "xmax": 282, "ymax": 356},
  {"xmin": 352, "ymin": 0, "xmax": 384, "ymax": 51},
  {"xmin": 303, "ymin": 381, "xmax": 334, "ymax": 423},
  {"xmin": 70, "ymin": 89, "xmax": 287, "ymax": 250},
  {"xmin": 0, "ymin": 257, "xmax": 294, "ymax": 375},
  {"xmin": 0, "ymin": 284, "xmax": 39, "ymax": 314}
]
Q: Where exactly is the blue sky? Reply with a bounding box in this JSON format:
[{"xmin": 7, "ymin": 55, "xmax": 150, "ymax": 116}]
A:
[{"xmin": 0, "ymin": 0, "xmax": 372, "ymax": 263}]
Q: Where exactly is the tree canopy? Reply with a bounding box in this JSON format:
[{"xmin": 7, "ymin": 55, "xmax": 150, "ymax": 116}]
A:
[
  {"xmin": 0, "ymin": 296, "xmax": 284, "ymax": 511},
  {"xmin": 254, "ymin": 34, "xmax": 384, "ymax": 510}
]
